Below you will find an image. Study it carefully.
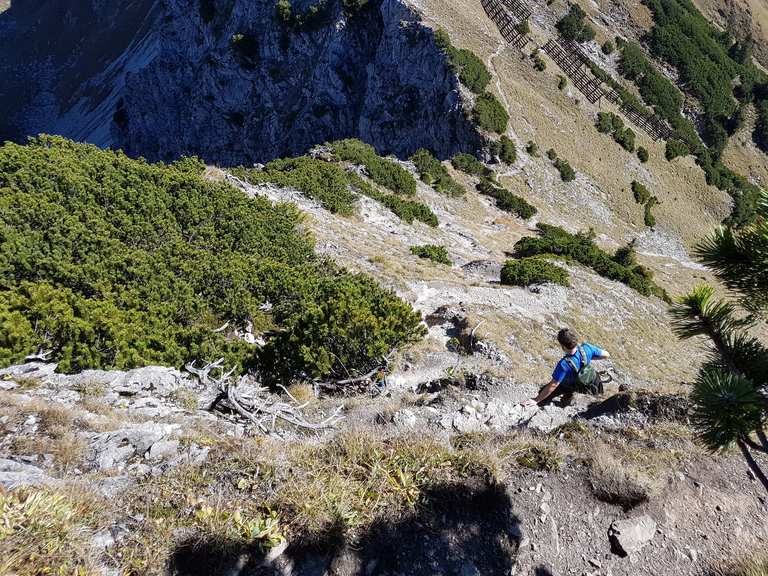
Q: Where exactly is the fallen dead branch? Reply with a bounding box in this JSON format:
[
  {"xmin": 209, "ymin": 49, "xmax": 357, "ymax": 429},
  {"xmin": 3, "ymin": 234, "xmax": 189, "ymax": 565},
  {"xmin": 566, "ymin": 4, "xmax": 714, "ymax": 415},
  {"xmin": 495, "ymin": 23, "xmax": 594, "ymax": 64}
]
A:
[{"xmin": 185, "ymin": 359, "xmax": 343, "ymax": 433}]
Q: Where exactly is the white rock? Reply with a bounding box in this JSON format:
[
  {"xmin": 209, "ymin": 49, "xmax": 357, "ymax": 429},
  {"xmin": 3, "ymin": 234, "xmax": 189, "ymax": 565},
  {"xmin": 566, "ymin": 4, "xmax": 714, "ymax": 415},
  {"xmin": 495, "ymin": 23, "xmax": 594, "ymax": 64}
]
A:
[{"xmin": 609, "ymin": 515, "xmax": 657, "ymax": 556}]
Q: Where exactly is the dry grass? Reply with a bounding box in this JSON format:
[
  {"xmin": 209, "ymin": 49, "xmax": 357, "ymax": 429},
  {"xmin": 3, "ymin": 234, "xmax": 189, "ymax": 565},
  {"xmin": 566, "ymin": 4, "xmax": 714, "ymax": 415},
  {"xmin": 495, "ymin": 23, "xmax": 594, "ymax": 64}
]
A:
[
  {"xmin": 170, "ymin": 387, "xmax": 199, "ymax": 411},
  {"xmin": 709, "ymin": 555, "xmax": 768, "ymax": 576},
  {"xmin": 110, "ymin": 431, "xmax": 495, "ymax": 573},
  {"xmin": 588, "ymin": 450, "xmax": 655, "ymax": 509},
  {"xmin": 286, "ymin": 382, "xmax": 315, "ymax": 405},
  {"xmin": 0, "ymin": 486, "xmax": 107, "ymax": 576}
]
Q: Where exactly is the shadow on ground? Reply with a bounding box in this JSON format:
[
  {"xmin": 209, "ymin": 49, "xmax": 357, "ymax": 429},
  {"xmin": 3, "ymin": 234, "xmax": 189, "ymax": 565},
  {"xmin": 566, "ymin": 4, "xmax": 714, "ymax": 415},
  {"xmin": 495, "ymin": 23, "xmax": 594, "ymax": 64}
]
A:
[{"xmin": 168, "ymin": 478, "xmax": 521, "ymax": 576}]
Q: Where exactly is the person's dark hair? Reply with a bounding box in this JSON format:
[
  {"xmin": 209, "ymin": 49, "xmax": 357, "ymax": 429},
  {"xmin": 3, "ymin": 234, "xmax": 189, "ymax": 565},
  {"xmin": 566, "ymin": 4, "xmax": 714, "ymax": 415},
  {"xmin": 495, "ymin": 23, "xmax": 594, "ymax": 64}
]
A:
[{"xmin": 557, "ymin": 328, "xmax": 579, "ymax": 349}]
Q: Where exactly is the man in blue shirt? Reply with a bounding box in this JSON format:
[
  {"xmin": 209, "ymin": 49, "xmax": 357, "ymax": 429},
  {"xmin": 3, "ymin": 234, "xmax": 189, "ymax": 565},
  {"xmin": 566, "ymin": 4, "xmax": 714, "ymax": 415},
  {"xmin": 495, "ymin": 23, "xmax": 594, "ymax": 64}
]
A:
[{"xmin": 522, "ymin": 328, "xmax": 610, "ymax": 406}]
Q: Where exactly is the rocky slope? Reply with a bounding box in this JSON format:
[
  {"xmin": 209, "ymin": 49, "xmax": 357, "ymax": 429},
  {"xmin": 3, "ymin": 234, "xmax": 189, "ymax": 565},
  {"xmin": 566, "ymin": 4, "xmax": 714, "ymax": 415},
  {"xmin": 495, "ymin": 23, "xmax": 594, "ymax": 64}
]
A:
[{"xmin": 0, "ymin": 0, "xmax": 479, "ymax": 163}]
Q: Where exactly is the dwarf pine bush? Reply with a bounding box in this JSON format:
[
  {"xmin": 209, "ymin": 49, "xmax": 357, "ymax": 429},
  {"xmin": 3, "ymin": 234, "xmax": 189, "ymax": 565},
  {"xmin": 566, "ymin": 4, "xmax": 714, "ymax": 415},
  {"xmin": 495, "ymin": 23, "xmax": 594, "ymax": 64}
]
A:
[
  {"xmin": 0, "ymin": 137, "xmax": 424, "ymax": 379},
  {"xmin": 500, "ymin": 257, "xmax": 569, "ymax": 287}
]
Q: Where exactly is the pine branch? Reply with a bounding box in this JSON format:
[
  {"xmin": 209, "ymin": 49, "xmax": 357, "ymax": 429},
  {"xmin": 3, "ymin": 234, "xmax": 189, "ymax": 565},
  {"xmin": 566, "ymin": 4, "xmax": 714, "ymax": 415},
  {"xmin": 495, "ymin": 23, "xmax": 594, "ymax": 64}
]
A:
[{"xmin": 737, "ymin": 437, "xmax": 768, "ymax": 493}]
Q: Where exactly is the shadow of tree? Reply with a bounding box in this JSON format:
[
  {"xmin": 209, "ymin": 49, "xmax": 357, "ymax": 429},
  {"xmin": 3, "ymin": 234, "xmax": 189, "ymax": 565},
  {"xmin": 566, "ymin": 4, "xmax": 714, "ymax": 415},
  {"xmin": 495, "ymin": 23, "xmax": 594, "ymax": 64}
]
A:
[{"xmin": 168, "ymin": 478, "xmax": 521, "ymax": 576}]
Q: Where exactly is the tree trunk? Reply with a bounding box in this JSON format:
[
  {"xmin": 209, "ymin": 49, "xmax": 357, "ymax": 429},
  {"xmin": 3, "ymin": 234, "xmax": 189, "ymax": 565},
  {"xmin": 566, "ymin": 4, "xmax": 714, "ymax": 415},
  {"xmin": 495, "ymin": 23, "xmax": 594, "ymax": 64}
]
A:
[
  {"xmin": 757, "ymin": 427, "xmax": 768, "ymax": 453},
  {"xmin": 737, "ymin": 437, "xmax": 768, "ymax": 493}
]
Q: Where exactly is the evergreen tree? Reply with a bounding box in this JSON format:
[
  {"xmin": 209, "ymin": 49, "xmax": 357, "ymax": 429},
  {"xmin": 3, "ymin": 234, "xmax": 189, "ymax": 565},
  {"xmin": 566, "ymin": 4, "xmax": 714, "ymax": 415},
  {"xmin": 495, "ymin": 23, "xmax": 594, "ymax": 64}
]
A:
[{"xmin": 670, "ymin": 192, "xmax": 768, "ymax": 491}]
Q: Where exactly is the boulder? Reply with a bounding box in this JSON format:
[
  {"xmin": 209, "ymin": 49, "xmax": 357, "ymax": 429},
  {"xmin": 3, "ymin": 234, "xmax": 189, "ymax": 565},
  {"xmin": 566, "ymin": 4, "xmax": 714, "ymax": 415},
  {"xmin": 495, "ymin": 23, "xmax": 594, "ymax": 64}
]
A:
[
  {"xmin": 392, "ymin": 409, "xmax": 418, "ymax": 429},
  {"xmin": 609, "ymin": 515, "xmax": 657, "ymax": 556},
  {"xmin": 88, "ymin": 423, "xmax": 179, "ymax": 471},
  {"xmin": 112, "ymin": 366, "xmax": 188, "ymax": 397},
  {"xmin": 0, "ymin": 458, "xmax": 57, "ymax": 489}
]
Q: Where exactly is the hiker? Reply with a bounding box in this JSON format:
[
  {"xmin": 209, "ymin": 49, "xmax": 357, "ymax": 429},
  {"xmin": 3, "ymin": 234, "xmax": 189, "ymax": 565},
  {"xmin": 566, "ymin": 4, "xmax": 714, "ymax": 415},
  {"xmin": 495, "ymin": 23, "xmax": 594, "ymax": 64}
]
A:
[{"xmin": 522, "ymin": 328, "xmax": 610, "ymax": 407}]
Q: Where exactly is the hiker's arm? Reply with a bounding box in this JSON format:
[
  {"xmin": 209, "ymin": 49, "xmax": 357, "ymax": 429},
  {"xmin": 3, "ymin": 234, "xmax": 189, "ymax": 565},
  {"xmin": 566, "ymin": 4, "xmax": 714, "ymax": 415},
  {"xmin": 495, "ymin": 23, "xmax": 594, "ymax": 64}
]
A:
[
  {"xmin": 595, "ymin": 350, "xmax": 610, "ymax": 359},
  {"xmin": 524, "ymin": 379, "xmax": 560, "ymax": 406}
]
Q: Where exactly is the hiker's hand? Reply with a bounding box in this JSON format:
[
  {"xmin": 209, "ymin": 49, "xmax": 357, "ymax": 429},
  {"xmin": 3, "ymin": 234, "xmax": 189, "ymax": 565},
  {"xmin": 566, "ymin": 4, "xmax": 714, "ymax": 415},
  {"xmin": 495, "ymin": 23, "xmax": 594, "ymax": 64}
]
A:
[{"xmin": 521, "ymin": 399, "xmax": 538, "ymax": 407}]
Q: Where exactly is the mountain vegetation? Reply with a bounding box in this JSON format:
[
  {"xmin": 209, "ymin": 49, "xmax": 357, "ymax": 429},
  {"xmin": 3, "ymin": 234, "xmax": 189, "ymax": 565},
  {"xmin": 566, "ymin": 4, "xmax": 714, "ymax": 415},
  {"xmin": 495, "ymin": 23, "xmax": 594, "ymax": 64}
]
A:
[
  {"xmin": 0, "ymin": 137, "xmax": 424, "ymax": 379},
  {"xmin": 410, "ymin": 244, "xmax": 452, "ymax": 265},
  {"xmin": 434, "ymin": 29, "xmax": 508, "ymax": 134},
  {"xmin": 410, "ymin": 149, "xmax": 465, "ymax": 197},
  {"xmin": 670, "ymin": 192, "xmax": 768, "ymax": 491},
  {"xmin": 500, "ymin": 257, "xmax": 570, "ymax": 287},
  {"xmin": 514, "ymin": 224, "xmax": 668, "ymax": 300}
]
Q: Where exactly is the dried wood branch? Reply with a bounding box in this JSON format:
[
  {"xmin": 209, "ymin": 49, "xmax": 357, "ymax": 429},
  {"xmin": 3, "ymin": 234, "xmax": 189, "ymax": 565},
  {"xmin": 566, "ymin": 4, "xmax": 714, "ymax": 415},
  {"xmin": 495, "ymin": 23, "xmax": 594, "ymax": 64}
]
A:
[{"xmin": 185, "ymin": 361, "xmax": 343, "ymax": 433}]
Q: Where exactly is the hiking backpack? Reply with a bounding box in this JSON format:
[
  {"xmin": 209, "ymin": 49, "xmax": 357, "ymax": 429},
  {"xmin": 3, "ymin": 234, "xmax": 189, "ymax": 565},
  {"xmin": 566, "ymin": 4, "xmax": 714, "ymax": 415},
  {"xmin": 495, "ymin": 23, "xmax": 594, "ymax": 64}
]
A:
[{"xmin": 564, "ymin": 345, "xmax": 603, "ymax": 395}]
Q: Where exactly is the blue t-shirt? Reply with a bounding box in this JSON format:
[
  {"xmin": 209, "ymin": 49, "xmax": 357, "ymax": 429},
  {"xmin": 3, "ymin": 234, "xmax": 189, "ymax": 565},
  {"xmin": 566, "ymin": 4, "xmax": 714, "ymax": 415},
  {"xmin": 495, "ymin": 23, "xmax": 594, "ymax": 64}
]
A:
[{"xmin": 552, "ymin": 343, "xmax": 604, "ymax": 384}]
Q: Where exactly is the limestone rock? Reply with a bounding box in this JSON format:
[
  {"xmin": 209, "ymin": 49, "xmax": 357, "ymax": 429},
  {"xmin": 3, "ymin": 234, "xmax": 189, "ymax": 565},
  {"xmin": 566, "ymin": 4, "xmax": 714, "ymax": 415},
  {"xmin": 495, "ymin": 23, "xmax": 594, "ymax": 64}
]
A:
[
  {"xmin": 88, "ymin": 423, "xmax": 179, "ymax": 471},
  {"xmin": 0, "ymin": 0, "xmax": 479, "ymax": 165},
  {"xmin": 609, "ymin": 515, "xmax": 657, "ymax": 556},
  {"xmin": 0, "ymin": 458, "xmax": 57, "ymax": 489},
  {"xmin": 393, "ymin": 409, "xmax": 418, "ymax": 429}
]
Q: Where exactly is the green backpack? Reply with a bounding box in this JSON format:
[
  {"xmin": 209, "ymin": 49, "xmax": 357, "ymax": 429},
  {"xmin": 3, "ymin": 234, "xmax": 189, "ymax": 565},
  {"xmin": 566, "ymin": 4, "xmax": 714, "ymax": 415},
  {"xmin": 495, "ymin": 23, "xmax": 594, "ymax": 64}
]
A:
[{"xmin": 563, "ymin": 345, "xmax": 602, "ymax": 395}]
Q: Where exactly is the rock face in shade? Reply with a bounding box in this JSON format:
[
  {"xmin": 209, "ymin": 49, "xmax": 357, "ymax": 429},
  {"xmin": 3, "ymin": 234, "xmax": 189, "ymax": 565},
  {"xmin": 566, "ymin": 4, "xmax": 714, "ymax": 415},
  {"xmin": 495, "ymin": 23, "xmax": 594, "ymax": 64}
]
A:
[{"xmin": 0, "ymin": 0, "xmax": 481, "ymax": 164}]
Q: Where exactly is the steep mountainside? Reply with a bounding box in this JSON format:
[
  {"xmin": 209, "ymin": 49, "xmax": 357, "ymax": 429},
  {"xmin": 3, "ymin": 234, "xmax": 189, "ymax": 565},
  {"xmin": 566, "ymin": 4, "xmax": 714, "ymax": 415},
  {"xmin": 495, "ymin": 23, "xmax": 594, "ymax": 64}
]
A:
[{"xmin": 0, "ymin": 0, "xmax": 480, "ymax": 163}]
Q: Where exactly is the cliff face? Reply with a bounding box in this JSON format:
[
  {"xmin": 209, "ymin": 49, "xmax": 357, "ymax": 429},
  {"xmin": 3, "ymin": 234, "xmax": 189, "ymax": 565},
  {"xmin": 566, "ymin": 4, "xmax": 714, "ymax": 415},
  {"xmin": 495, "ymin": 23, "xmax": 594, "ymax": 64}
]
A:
[{"xmin": 0, "ymin": 0, "xmax": 480, "ymax": 163}]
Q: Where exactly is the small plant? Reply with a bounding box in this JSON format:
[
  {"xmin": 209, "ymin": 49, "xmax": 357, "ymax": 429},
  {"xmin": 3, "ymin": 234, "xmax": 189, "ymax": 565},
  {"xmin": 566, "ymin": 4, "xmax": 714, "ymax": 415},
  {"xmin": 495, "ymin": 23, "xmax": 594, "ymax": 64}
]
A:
[
  {"xmin": 498, "ymin": 135, "xmax": 517, "ymax": 164},
  {"xmin": 286, "ymin": 382, "xmax": 315, "ymax": 404},
  {"xmin": 171, "ymin": 388, "xmax": 199, "ymax": 411},
  {"xmin": 554, "ymin": 158, "xmax": 576, "ymax": 182},
  {"xmin": 500, "ymin": 257, "xmax": 570, "ymax": 287},
  {"xmin": 631, "ymin": 181, "xmax": 658, "ymax": 227},
  {"xmin": 546, "ymin": 148, "xmax": 558, "ymax": 161},
  {"xmin": 595, "ymin": 112, "xmax": 634, "ymax": 151},
  {"xmin": 602, "ymin": 40, "xmax": 615, "ymax": 55},
  {"xmin": 637, "ymin": 146, "xmax": 649, "ymax": 163},
  {"xmin": 631, "ymin": 180, "xmax": 651, "ymax": 204},
  {"xmin": 410, "ymin": 244, "xmax": 452, "ymax": 265},
  {"xmin": 531, "ymin": 50, "xmax": 547, "ymax": 72},
  {"xmin": 557, "ymin": 75, "xmax": 567, "ymax": 90},
  {"xmin": 644, "ymin": 197, "xmax": 658, "ymax": 227},
  {"xmin": 515, "ymin": 20, "xmax": 530, "ymax": 35},
  {"xmin": 526, "ymin": 141, "xmax": 540, "ymax": 157},
  {"xmin": 515, "ymin": 445, "xmax": 562, "ymax": 471},
  {"xmin": 556, "ymin": 4, "xmax": 595, "ymax": 43}
]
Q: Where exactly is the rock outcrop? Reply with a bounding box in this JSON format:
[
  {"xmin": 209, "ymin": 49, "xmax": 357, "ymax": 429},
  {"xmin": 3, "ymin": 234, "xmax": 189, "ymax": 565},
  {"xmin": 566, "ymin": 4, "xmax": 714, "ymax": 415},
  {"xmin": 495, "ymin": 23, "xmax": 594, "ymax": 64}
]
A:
[{"xmin": 0, "ymin": 0, "xmax": 480, "ymax": 164}]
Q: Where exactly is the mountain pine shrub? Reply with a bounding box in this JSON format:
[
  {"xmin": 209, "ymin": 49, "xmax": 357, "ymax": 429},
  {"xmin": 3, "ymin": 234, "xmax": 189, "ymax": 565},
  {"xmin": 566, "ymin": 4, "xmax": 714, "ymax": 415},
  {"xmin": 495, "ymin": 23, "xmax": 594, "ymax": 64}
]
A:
[
  {"xmin": 329, "ymin": 139, "xmax": 417, "ymax": 196},
  {"xmin": 451, "ymin": 153, "xmax": 487, "ymax": 176},
  {"xmin": 670, "ymin": 192, "xmax": 768, "ymax": 491},
  {"xmin": 501, "ymin": 257, "xmax": 570, "ymax": 287},
  {"xmin": 410, "ymin": 245, "xmax": 452, "ymax": 265},
  {"xmin": 477, "ymin": 178, "xmax": 537, "ymax": 219},
  {"xmin": 473, "ymin": 93, "xmax": 509, "ymax": 134},
  {"xmin": 0, "ymin": 137, "xmax": 424, "ymax": 380},
  {"xmin": 409, "ymin": 149, "xmax": 464, "ymax": 197},
  {"xmin": 514, "ymin": 224, "xmax": 668, "ymax": 300},
  {"xmin": 556, "ymin": 4, "xmax": 595, "ymax": 43}
]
